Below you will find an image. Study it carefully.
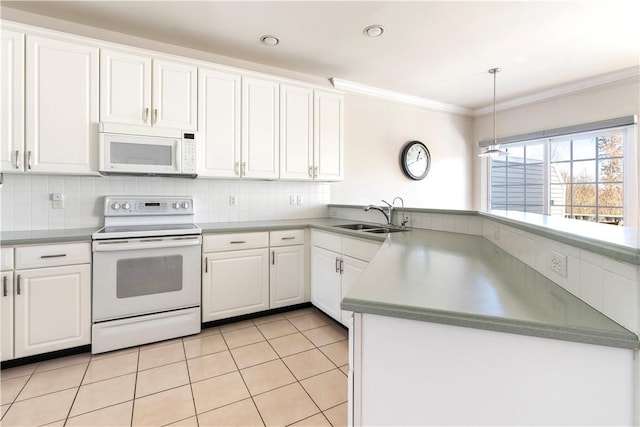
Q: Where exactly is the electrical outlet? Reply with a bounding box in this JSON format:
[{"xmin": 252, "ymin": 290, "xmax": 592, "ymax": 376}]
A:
[
  {"xmin": 297, "ymin": 195, "xmax": 304, "ymax": 205},
  {"xmin": 549, "ymin": 250, "xmax": 567, "ymax": 277},
  {"xmin": 290, "ymin": 195, "xmax": 296, "ymax": 205},
  {"xmin": 51, "ymin": 193, "xmax": 64, "ymax": 209},
  {"xmin": 229, "ymin": 195, "xmax": 237, "ymax": 206}
]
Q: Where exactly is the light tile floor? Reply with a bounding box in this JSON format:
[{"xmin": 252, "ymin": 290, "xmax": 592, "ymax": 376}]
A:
[{"xmin": 0, "ymin": 307, "xmax": 349, "ymax": 426}]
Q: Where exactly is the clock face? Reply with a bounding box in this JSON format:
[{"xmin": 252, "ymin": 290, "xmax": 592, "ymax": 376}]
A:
[{"xmin": 400, "ymin": 141, "xmax": 431, "ymax": 180}]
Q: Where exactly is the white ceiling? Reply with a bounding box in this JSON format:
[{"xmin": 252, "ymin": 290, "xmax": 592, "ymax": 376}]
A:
[{"xmin": 2, "ymin": 1, "xmax": 639, "ymax": 109}]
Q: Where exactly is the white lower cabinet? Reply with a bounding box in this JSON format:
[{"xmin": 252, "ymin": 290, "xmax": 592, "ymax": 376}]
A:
[
  {"xmin": 310, "ymin": 231, "xmax": 381, "ymax": 326},
  {"xmin": 2, "ymin": 243, "xmax": 92, "ymax": 361},
  {"xmin": 270, "ymin": 245, "xmax": 305, "ymax": 309},
  {"xmin": 14, "ymin": 264, "xmax": 91, "ymax": 358}
]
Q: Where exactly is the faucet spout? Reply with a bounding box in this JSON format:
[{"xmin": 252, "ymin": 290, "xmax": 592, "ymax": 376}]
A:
[{"xmin": 363, "ymin": 203, "xmax": 392, "ymax": 225}]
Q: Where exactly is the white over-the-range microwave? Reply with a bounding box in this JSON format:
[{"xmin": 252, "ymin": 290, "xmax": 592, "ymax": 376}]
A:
[{"xmin": 98, "ymin": 123, "xmax": 197, "ymax": 178}]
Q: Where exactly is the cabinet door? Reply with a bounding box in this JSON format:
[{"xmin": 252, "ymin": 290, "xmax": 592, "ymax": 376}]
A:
[
  {"xmin": 310, "ymin": 246, "xmax": 342, "ymax": 321},
  {"xmin": 270, "ymin": 245, "xmax": 305, "ymax": 309},
  {"xmin": 100, "ymin": 49, "xmax": 152, "ymax": 126},
  {"xmin": 280, "ymin": 84, "xmax": 313, "ymax": 180},
  {"xmin": 241, "ymin": 77, "xmax": 279, "ymax": 179},
  {"xmin": 0, "ymin": 30, "xmax": 24, "ymax": 172},
  {"xmin": 202, "ymin": 248, "xmax": 269, "ymax": 322},
  {"xmin": 152, "ymin": 59, "xmax": 197, "ymax": 130},
  {"xmin": 314, "ymin": 91, "xmax": 343, "ymax": 181},
  {"xmin": 14, "ymin": 264, "xmax": 91, "ymax": 358},
  {"xmin": 198, "ymin": 68, "xmax": 241, "ymax": 178},
  {"xmin": 340, "ymin": 255, "xmax": 368, "ymax": 327},
  {"xmin": 1, "ymin": 272, "xmax": 14, "ymax": 361},
  {"xmin": 25, "ymin": 36, "xmax": 98, "ymax": 174}
]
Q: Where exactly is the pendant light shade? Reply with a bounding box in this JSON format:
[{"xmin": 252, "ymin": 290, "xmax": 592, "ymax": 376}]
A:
[{"xmin": 479, "ymin": 68, "xmax": 507, "ymax": 157}]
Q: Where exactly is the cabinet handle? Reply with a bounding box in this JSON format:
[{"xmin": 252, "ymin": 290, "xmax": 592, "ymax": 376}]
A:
[
  {"xmin": 40, "ymin": 253, "xmax": 67, "ymax": 259},
  {"xmin": 144, "ymin": 107, "xmax": 149, "ymax": 123},
  {"xmin": 281, "ymin": 237, "xmax": 295, "ymax": 240},
  {"xmin": 242, "ymin": 162, "xmax": 246, "ymax": 176},
  {"xmin": 314, "ymin": 166, "xmax": 318, "ymax": 179},
  {"xmin": 230, "ymin": 241, "xmax": 246, "ymax": 244},
  {"xmin": 15, "ymin": 150, "xmax": 20, "ymax": 169},
  {"xmin": 335, "ymin": 257, "xmax": 340, "ymax": 273},
  {"xmin": 153, "ymin": 108, "xmax": 158, "ymax": 124},
  {"xmin": 340, "ymin": 258, "xmax": 344, "ymax": 274},
  {"xmin": 272, "ymin": 250, "xmax": 275, "ymax": 265},
  {"xmin": 16, "ymin": 275, "xmax": 21, "ymax": 295},
  {"xmin": 27, "ymin": 151, "xmax": 32, "ymax": 170},
  {"xmin": 3, "ymin": 276, "xmax": 7, "ymax": 297},
  {"xmin": 205, "ymin": 257, "xmax": 208, "ymax": 273},
  {"xmin": 308, "ymin": 166, "xmax": 313, "ymax": 178},
  {"xmin": 234, "ymin": 162, "xmax": 240, "ymax": 176}
]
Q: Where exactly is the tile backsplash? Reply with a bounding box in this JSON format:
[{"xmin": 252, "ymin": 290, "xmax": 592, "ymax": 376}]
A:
[{"xmin": 0, "ymin": 174, "xmax": 330, "ymax": 231}]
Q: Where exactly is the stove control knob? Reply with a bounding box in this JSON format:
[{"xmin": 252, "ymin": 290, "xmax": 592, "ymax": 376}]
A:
[
  {"xmin": 111, "ymin": 203, "xmax": 121, "ymax": 210},
  {"xmin": 181, "ymin": 202, "xmax": 190, "ymax": 209},
  {"xmin": 122, "ymin": 202, "xmax": 131, "ymax": 210},
  {"xmin": 173, "ymin": 202, "xmax": 181, "ymax": 209}
]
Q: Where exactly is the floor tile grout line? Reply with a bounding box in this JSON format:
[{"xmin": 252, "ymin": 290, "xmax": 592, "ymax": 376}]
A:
[
  {"xmin": 180, "ymin": 339, "xmax": 200, "ymax": 427},
  {"xmin": 240, "ymin": 320, "xmax": 275, "ymax": 426},
  {"xmin": 129, "ymin": 346, "xmax": 141, "ymax": 427},
  {"xmin": 60, "ymin": 354, "xmax": 90, "ymax": 426}
]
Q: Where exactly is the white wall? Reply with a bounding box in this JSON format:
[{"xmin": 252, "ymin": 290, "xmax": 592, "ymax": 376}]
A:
[
  {"xmin": 473, "ymin": 77, "xmax": 640, "ymax": 211},
  {"xmin": 330, "ymin": 93, "xmax": 474, "ymax": 209}
]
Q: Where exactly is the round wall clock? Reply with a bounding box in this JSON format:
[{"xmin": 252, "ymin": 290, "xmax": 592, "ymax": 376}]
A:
[{"xmin": 400, "ymin": 141, "xmax": 431, "ymax": 180}]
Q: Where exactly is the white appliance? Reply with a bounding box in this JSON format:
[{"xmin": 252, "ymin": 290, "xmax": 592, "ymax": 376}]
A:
[
  {"xmin": 98, "ymin": 123, "xmax": 197, "ymax": 177},
  {"xmin": 91, "ymin": 196, "xmax": 202, "ymax": 354}
]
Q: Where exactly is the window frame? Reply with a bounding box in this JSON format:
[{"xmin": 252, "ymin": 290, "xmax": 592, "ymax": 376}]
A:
[{"xmin": 487, "ymin": 124, "xmax": 637, "ymax": 227}]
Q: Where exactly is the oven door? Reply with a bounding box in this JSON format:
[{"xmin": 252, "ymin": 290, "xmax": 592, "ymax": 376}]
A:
[{"xmin": 92, "ymin": 235, "xmax": 201, "ymax": 322}]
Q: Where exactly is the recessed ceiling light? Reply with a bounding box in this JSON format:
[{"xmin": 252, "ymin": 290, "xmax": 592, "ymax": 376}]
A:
[
  {"xmin": 364, "ymin": 25, "xmax": 384, "ymax": 37},
  {"xmin": 260, "ymin": 35, "xmax": 279, "ymax": 46}
]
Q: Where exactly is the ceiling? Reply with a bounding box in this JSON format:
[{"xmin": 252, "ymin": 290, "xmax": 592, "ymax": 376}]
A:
[{"xmin": 2, "ymin": 1, "xmax": 639, "ymax": 110}]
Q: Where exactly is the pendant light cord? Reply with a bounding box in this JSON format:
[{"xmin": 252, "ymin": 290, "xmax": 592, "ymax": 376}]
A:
[{"xmin": 489, "ymin": 68, "xmax": 500, "ymax": 145}]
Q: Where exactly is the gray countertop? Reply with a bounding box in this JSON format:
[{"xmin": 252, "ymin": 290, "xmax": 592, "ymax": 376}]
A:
[
  {"xmin": 2, "ymin": 219, "xmax": 636, "ymax": 349},
  {"xmin": 341, "ymin": 228, "xmax": 638, "ymax": 350}
]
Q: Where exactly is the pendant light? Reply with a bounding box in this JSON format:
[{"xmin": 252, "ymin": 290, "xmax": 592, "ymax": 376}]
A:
[{"xmin": 478, "ymin": 67, "xmax": 507, "ymax": 157}]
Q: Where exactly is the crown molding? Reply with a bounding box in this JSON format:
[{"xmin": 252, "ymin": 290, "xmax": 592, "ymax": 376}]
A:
[
  {"xmin": 472, "ymin": 66, "xmax": 640, "ymax": 116},
  {"xmin": 330, "ymin": 78, "xmax": 473, "ymax": 116}
]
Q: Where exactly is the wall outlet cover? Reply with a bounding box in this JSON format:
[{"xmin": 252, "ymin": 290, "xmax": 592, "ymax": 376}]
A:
[
  {"xmin": 230, "ymin": 195, "xmax": 238, "ymax": 206},
  {"xmin": 549, "ymin": 250, "xmax": 568, "ymax": 277}
]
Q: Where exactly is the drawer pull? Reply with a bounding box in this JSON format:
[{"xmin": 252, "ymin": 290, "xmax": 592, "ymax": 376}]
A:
[
  {"xmin": 16, "ymin": 275, "xmax": 21, "ymax": 295},
  {"xmin": 3, "ymin": 276, "xmax": 7, "ymax": 297},
  {"xmin": 230, "ymin": 241, "xmax": 246, "ymax": 244},
  {"xmin": 40, "ymin": 254, "xmax": 67, "ymax": 259},
  {"xmin": 281, "ymin": 237, "xmax": 296, "ymax": 240}
]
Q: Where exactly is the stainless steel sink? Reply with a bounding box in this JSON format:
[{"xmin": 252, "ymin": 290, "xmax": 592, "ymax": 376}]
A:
[
  {"xmin": 334, "ymin": 223, "xmax": 381, "ymax": 230},
  {"xmin": 334, "ymin": 223, "xmax": 407, "ymax": 234}
]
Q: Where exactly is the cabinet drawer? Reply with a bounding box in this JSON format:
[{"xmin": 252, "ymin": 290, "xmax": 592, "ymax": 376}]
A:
[
  {"xmin": 270, "ymin": 230, "xmax": 305, "ymax": 247},
  {"xmin": 1, "ymin": 248, "xmax": 14, "ymax": 271},
  {"xmin": 15, "ymin": 242, "xmax": 91, "ymax": 269},
  {"xmin": 204, "ymin": 232, "xmax": 269, "ymax": 252},
  {"xmin": 311, "ymin": 230, "xmax": 342, "ymax": 252},
  {"xmin": 342, "ymin": 237, "xmax": 381, "ymax": 262}
]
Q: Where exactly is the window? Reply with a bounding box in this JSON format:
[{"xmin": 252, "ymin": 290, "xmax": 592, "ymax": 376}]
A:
[{"xmin": 488, "ymin": 127, "xmax": 634, "ymax": 226}]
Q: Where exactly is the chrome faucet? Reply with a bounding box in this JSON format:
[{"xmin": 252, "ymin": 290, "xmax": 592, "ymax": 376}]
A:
[
  {"xmin": 393, "ymin": 197, "xmax": 409, "ymax": 228},
  {"xmin": 364, "ymin": 201, "xmax": 393, "ymax": 225}
]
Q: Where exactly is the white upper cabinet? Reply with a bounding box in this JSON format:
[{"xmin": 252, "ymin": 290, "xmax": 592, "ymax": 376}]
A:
[
  {"xmin": 100, "ymin": 49, "xmax": 151, "ymax": 126},
  {"xmin": 314, "ymin": 90, "xmax": 344, "ymax": 181},
  {"xmin": 242, "ymin": 77, "xmax": 280, "ymax": 179},
  {"xmin": 25, "ymin": 35, "xmax": 99, "ymax": 174},
  {"xmin": 0, "ymin": 30, "xmax": 24, "ymax": 173},
  {"xmin": 280, "ymin": 84, "xmax": 314, "ymax": 180},
  {"xmin": 100, "ymin": 50, "xmax": 197, "ymax": 130},
  {"xmin": 198, "ymin": 67, "xmax": 241, "ymax": 178},
  {"xmin": 153, "ymin": 59, "xmax": 197, "ymax": 130}
]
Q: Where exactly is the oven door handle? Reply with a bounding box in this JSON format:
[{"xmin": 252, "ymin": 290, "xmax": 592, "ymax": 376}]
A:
[{"xmin": 93, "ymin": 237, "xmax": 201, "ymax": 252}]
